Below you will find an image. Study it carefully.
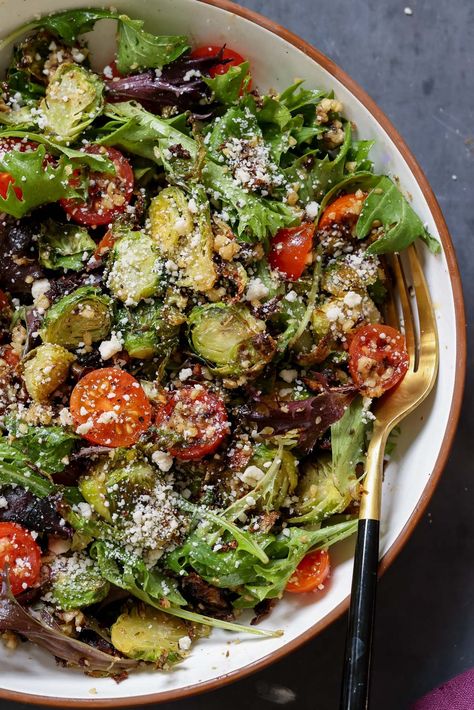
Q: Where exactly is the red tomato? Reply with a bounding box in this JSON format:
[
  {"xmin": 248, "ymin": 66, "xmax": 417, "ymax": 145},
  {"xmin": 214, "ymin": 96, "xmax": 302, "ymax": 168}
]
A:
[
  {"xmin": 268, "ymin": 223, "xmax": 315, "ymax": 280},
  {"xmin": 60, "ymin": 145, "xmax": 134, "ymax": 227},
  {"xmin": 191, "ymin": 45, "xmax": 251, "ymax": 87},
  {"xmin": 0, "ymin": 522, "xmax": 41, "ymax": 596},
  {"xmin": 70, "ymin": 368, "xmax": 152, "ymax": 447},
  {"xmin": 0, "ymin": 138, "xmax": 46, "ymax": 201},
  {"xmin": 93, "ymin": 229, "xmax": 115, "ymax": 260},
  {"xmin": 286, "ymin": 549, "xmax": 330, "ymax": 593},
  {"xmin": 348, "ymin": 324, "xmax": 409, "ymax": 398},
  {"xmin": 155, "ymin": 385, "xmax": 229, "ymax": 460},
  {"xmin": 318, "ymin": 192, "xmax": 367, "ymax": 230},
  {"xmin": 1, "ymin": 345, "xmax": 20, "ymax": 368}
]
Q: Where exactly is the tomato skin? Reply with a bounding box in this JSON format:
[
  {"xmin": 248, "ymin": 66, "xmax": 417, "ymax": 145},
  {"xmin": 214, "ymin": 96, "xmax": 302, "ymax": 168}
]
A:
[
  {"xmin": 268, "ymin": 223, "xmax": 315, "ymax": 280},
  {"xmin": 1, "ymin": 345, "xmax": 20, "ymax": 368},
  {"xmin": 318, "ymin": 192, "xmax": 367, "ymax": 230},
  {"xmin": 155, "ymin": 385, "xmax": 229, "ymax": 461},
  {"xmin": 348, "ymin": 324, "xmax": 409, "ymax": 398},
  {"xmin": 70, "ymin": 368, "xmax": 152, "ymax": 447},
  {"xmin": 0, "ymin": 522, "xmax": 41, "ymax": 596},
  {"xmin": 103, "ymin": 60, "xmax": 122, "ymax": 79},
  {"xmin": 286, "ymin": 549, "xmax": 330, "ymax": 593},
  {"xmin": 191, "ymin": 45, "xmax": 250, "ymax": 87},
  {"xmin": 60, "ymin": 145, "xmax": 134, "ymax": 227},
  {"xmin": 93, "ymin": 229, "xmax": 115, "ymax": 260}
]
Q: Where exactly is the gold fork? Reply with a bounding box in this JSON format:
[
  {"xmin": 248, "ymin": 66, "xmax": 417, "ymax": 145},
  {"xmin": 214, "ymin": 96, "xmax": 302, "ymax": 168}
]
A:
[{"xmin": 340, "ymin": 244, "xmax": 439, "ymax": 710}]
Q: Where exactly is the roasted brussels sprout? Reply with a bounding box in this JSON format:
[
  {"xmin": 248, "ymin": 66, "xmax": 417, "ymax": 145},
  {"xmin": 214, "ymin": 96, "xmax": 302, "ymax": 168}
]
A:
[
  {"xmin": 116, "ymin": 301, "xmax": 180, "ymax": 359},
  {"xmin": 40, "ymin": 286, "xmax": 113, "ymax": 349},
  {"xmin": 251, "ymin": 444, "xmax": 298, "ymax": 511},
  {"xmin": 149, "ymin": 186, "xmax": 217, "ymax": 293},
  {"xmin": 291, "ymin": 453, "xmax": 351, "ymax": 523},
  {"xmin": 107, "ymin": 231, "xmax": 162, "ymax": 304},
  {"xmin": 40, "ymin": 64, "xmax": 104, "ymax": 144},
  {"xmin": 111, "ymin": 604, "xmax": 193, "ymax": 665},
  {"xmin": 312, "ymin": 294, "xmax": 380, "ymax": 339},
  {"xmin": 48, "ymin": 552, "xmax": 110, "ymax": 611},
  {"xmin": 78, "ymin": 458, "xmax": 155, "ymax": 522},
  {"xmin": 321, "ymin": 255, "xmax": 381, "ymax": 297},
  {"xmin": 22, "ymin": 343, "xmax": 76, "ymax": 402},
  {"xmin": 38, "ymin": 221, "xmax": 96, "ymax": 272},
  {"xmin": 188, "ymin": 303, "xmax": 276, "ymax": 383}
]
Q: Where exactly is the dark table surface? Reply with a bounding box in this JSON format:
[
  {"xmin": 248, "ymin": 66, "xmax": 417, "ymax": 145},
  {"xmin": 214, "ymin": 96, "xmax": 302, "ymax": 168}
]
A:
[{"xmin": 5, "ymin": 1, "xmax": 473, "ymax": 709}]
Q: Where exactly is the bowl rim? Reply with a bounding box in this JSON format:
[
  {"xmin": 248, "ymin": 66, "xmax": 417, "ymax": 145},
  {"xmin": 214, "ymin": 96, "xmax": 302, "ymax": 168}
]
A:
[{"xmin": 0, "ymin": 0, "xmax": 466, "ymax": 706}]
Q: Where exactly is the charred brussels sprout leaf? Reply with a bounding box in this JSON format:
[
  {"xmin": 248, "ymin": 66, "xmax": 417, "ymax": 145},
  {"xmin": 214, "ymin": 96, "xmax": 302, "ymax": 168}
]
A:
[
  {"xmin": 107, "ymin": 231, "xmax": 162, "ymax": 304},
  {"xmin": 22, "ymin": 343, "xmax": 76, "ymax": 402},
  {"xmin": 117, "ymin": 301, "xmax": 180, "ymax": 359},
  {"xmin": 48, "ymin": 553, "xmax": 110, "ymax": 610},
  {"xmin": 40, "ymin": 64, "xmax": 104, "ymax": 144},
  {"xmin": 38, "ymin": 221, "xmax": 96, "ymax": 272},
  {"xmin": 40, "ymin": 286, "xmax": 112, "ymax": 349},
  {"xmin": 149, "ymin": 186, "xmax": 216, "ymax": 293},
  {"xmin": 111, "ymin": 604, "xmax": 192, "ymax": 664},
  {"xmin": 188, "ymin": 303, "xmax": 276, "ymax": 383}
]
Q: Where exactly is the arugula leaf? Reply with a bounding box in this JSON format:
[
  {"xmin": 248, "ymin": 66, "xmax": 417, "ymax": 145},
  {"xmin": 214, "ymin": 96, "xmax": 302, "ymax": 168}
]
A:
[
  {"xmin": 347, "ymin": 139, "xmax": 375, "ymax": 173},
  {"xmin": 203, "ymin": 62, "xmax": 250, "ymax": 105},
  {"xmin": 317, "ymin": 171, "xmax": 378, "ymax": 215},
  {"xmin": 0, "ymin": 9, "xmax": 118, "ymax": 50},
  {"xmin": 0, "ymin": 144, "xmax": 82, "ymax": 218},
  {"xmin": 284, "ymin": 121, "xmax": 352, "ymax": 203},
  {"xmin": 117, "ymin": 15, "xmax": 189, "ymax": 74},
  {"xmin": 106, "ymin": 102, "xmax": 298, "ymax": 239},
  {"xmin": 38, "ymin": 220, "xmax": 96, "ymax": 272},
  {"xmin": 0, "ymin": 130, "xmax": 115, "ymax": 171},
  {"xmin": 7, "ymin": 424, "xmax": 78, "ymax": 475},
  {"xmin": 257, "ymin": 96, "xmax": 293, "ymax": 130},
  {"xmin": 0, "ymin": 441, "xmax": 54, "ymax": 498},
  {"xmin": 279, "ymin": 80, "xmax": 326, "ymax": 114},
  {"xmin": 356, "ymin": 176, "xmax": 441, "ymax": 254}
]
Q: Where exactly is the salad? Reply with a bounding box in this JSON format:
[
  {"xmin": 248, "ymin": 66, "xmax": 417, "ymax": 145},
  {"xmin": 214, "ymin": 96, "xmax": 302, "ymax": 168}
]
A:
[{"xmin": 0, "ymin": 10, "xmax": 439, "ymax": 678}]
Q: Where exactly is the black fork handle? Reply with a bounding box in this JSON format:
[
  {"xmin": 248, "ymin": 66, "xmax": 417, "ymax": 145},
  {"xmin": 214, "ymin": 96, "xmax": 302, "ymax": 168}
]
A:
[{"xmin": 340, "ymin": 518, "xmax": 380, "ymax": 710}]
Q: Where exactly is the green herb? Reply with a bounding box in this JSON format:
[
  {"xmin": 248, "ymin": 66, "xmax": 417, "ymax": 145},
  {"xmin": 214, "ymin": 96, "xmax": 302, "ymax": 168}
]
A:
[{"xmin": 356, "ymin": 175, "xmax": 441, "ymax": 254}]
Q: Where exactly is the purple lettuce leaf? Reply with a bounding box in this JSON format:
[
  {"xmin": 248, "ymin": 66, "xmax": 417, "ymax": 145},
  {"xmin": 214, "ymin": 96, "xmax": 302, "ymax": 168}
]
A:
[{"xmin": 0, "ymin": 487, "xmax": 72, "ymax": 538}]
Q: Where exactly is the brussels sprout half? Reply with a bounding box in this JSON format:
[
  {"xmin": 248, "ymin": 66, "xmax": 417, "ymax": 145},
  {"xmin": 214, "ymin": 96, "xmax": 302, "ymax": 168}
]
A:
[
  {"xmin": 38, "ymin": 220, "xmax": 96, "ymax": 272},
  {"xmin": 40, "ymin": 286, "xmax": 113, "ymax": 349},
  {"xmin": 251, "ymin": 444, "xmax": 298, "ymax": 511},
  {"xmin": 149, "ymin": 186, "xmax": 216, "ymax": 293},
  {"xmin": 188, "ymin": 303, "xmax": 276, "ymax": 382},
  {"xmin": 22, "ymin": 343, "xmax": 76, "ymax": 402},
  {"xmin": 40, "ymin": 63, "xmax": 104, "ymax": 144},
  {"xmin": 312, "ymin": 294, "xmax": 381, "ymax": 339},
  {"xmin": 291, "ymin": 453, "xmax": 352, "ymax": 524},
  {"xmin": 116, "ymin": 301, "xmax": 180, "ymax": 360},
  {"xmin": 111, "ymin": 604, "xmax": 192, "ymax": 665},
  {"xmin": 107, "ymin": 231, "xmax": 162, "ymax": 305},
  {"xmin": 48, "ymin": 553, "xmax": 110, "ymax": 611}
]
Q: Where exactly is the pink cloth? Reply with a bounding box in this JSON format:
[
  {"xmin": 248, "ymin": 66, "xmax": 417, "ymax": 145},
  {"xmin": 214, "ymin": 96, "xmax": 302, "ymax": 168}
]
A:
[{"xmin": 412, "ymin": 668, "xmax": 474, "ymax": 709}]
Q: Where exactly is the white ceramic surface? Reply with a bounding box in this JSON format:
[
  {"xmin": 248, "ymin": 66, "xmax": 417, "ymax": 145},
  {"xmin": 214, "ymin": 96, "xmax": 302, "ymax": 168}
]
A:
[{"xmin": 0, "ymin": 0, "xmax": 462, "ymax": 703}]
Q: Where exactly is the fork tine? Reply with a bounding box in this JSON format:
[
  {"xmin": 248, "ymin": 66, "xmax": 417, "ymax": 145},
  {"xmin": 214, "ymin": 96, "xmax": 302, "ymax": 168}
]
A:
[
  {"xmin": 390, "ymin": 253, "xmax": 416, "ymax": 369},
  {"xmin": 383, "ymin": 264, "xmax": 400, "ymax": 330},
  {"xmin": 406, "ymin": 245, "xmax": 439, "ymax": 379}
]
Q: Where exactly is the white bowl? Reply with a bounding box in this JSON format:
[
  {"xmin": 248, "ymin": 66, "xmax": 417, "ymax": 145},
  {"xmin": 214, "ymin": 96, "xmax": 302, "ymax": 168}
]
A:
[{"xmin": 0, "ymin": 0, "xmax": 465, "ymax": 705}]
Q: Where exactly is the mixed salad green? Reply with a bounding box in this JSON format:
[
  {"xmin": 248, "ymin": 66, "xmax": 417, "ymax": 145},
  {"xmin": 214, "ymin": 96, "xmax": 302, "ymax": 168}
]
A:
[{"xmin": 0, "ymin": 9, "xmax": 437, "ymax": 677}]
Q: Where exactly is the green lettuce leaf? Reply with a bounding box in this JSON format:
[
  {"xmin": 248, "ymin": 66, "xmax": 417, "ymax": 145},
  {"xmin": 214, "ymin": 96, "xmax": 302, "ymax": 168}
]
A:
[
  {"xmin": 279, "ymin": 80, "xmax": 326, "ymax": 114},
  {"xmin": 0, "ymin": 441, "xmax": 54, "ymax": 497},
  {"xmin": 117, "ymin": 16, "xmax": 189, "ymax": 74},
  {"xmin": 356, "ymin": 176, "xmax": 441, "ymax": 254},
  {"xmin": 203, "ymin": 62, "xmax": 250, "ymax": 105},
  {"xmin": 0, "ymin": 144, "xmax": 83, "ymax": 218},
  {"xmin": 6, "ymin": 419, "xmax": 79, "ymax": 475}
]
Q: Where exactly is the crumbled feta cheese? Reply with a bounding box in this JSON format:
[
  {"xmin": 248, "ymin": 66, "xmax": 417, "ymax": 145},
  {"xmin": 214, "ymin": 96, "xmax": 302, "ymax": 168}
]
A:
[
  {"xmin": 76, "ymin": 420, "xmax": 94, "ymax": 435},
  {"xmin": 245, "ymin": 277, "xmax": 269, "ymax": 302},
  {"xmin": 99, "ymin": 331, "xmax": 123, "ymax": 360},
  {"xmin": 151, "ymin": 450, "xmax": 174, "ymax": 472},
  {"xmin": 343, "ymin": 291, "xmax": 362, "ymax": 308},
  {"xmin": 280, "ymin": 369, "xmax": 298, "ymax": 383},
  {"xmin": 76, "ymin": 502, "xmax": 93, "ymax": 519},
  {"xmin": 305, "ymin": 200, "xmax": 320, "ymax": 220},
  {"xmin": 178, "ymin": 368, "xmax": 193, "ymax": 381},
  {"xmin": 0, "ymin": 496, "xmax": 8, "ymax": 509},
  {"xmin": 178, "ymin": 635, "xmax": 192, "ymax": 651},
  {"xmin": 31, "ymin": 279, "xmax": 50, "ymax": 301},
  {"xmin": 187, "ymin": 198, "xmax": 198, "ymax": 213},
  {"xmin": 285, "ymin": 290, "xmax": 298, "ymax": 302},
  {"xmin": 58, "ymin": 407, "xmax": 74, "ymax": 427},
  {"xmin": 239, "ymin": 465, "xmax": 265, "ymax": 486},
  {"xmin": 102, "ymin": 64, "xmax": 113, "ymax": 79}
]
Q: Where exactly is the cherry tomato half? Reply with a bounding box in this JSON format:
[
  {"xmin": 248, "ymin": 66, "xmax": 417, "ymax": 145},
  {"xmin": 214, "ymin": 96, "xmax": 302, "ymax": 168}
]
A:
[
  {"xmin": 318, "ymin": 192, "xmax": 367, "ymax": 231},
  {"xmin": 93, "ymin": 229, "xmax": 115, "ymax": 260},
  {"xmin": 0, "ymin": 522, "xmax": 41, "ymax": 596},
  {"xmin": 268, "ymin": 223, "xmax": 315, "ymax": 280},
  {"xmin": 191, "ymin": 45, "xmax": 246, "ymax": 76},
  {"xmin": 286, "ymin": 549, "xmax": 330, "ymax": 593},
  {"xmin": 1, "ymin": 345, "xmax": 20, "ymax": 368},
  {"xmin": 60, "ymin": 145, "xmax": 134, "ymax": 227},
  {"xmin": 70, "ymin": 368, "xmax": 152, "ymax": 447},
  {"xmin": 155, "ymin": 385, "xmax": 229, "ymax": 461},
  {"xmin": 348, "ymin": 323, "xmax": 409, "ymax": 398},
  {"xmin": 0, "ymin": 138, "xmax": 46, "ymax": 201}
]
